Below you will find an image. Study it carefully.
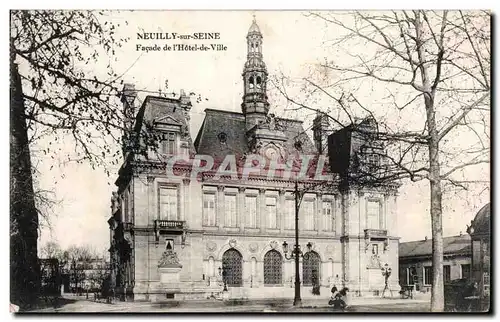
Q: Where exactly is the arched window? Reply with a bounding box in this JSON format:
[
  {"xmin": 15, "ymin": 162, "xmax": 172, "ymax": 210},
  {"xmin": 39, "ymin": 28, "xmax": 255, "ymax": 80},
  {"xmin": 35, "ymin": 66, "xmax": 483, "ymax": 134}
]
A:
[
  {"xmin": 249, "ymin": 76, "xmax": 254, "ymax": 89},
  {"xmin": 303, "ymin": 251, "xmax": 320, "ymax": 286},
  {"xmin": 256, "ymin": 76, "xmax": 262, "ymax": 88},
  {"xmin": 264, "ymin": 250, "xmax": 283, "ymax": 285},
  {"xmin": 222, "ymin": 249, "xmax": 243, "ymax": 287}
]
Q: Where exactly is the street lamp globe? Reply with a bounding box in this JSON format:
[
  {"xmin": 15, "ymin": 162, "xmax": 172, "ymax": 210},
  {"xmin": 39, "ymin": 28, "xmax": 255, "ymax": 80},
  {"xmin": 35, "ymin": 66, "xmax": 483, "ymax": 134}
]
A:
[{"xmin": 282, "ymin": 241, "xmax": 289, "ymax": 254}]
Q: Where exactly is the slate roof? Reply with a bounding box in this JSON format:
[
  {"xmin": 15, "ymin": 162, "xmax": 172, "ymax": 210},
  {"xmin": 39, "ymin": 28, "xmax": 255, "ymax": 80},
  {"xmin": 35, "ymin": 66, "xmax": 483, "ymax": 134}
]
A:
[
  {"xmin": 134, "ymin": 95, "xmax": 196, "ymax": 154},
  {"xmin": 193, "ymin": 109, "xmax": 316, "ymax": 162},
  {"xmin": 399, "ymin": 234, "xmax": 471, "ymax": 259},
  {"xmin": 469, "ymin": 203, "xmax": 490, "ymax": 236}
]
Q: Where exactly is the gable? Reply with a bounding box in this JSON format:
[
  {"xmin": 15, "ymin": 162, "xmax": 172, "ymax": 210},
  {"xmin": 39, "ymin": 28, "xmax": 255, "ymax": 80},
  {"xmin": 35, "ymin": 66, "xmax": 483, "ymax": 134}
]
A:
[{"xmin": 154, "ymin": 115, "xmax": 182, "ymax": 126}]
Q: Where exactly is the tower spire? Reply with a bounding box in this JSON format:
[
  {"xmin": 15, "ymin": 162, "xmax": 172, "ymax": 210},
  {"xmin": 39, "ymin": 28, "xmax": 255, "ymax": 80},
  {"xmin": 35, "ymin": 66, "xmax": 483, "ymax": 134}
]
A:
[{"xmin": 242, "ymin": 16, "xmax": 269, "ymax": 130}]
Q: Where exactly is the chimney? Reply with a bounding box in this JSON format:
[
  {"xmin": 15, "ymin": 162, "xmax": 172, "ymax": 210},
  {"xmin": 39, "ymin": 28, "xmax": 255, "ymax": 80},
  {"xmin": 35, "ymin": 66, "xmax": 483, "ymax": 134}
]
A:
[
  {"xmin": 312, "ymin": 111, "xmax": 330, "ymax": 153},
  {"xmin": 121, "ymin": 83, "xmax": 137, "ymax": 131},
  {"xmin": 179, "ymin": 89, "xmax": 192, "ymax": 110},
  {"xmin": 120, "ymin": 84, "xmax": 137, "ymax": 155},
  {"xmin": 424, "ymin": 236, "xmax": 428, "ymax": 241}
]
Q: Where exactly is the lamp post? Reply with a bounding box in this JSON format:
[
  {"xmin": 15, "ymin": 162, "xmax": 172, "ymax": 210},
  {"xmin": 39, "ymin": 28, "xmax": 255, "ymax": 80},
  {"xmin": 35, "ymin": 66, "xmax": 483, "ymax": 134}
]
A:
[
  {"xmin": 381, "ymin": 263, "xmax": 393, "ymax": 298},
  {"xmin": 218, "ymin": 266, "xmax": 228, "ymax": 292},
  {"xmin": 281, "ymin": 181, "xmax": 313, "ymax": 306}
]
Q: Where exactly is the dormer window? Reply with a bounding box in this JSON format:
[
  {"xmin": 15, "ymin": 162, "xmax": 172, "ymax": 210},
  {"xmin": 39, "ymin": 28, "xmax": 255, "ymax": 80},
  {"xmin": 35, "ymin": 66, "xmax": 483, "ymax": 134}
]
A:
[
  {"xmin": 294, "ymin": 140, "xmax": 303, "ymax": 151},
  {"xmin": 218, "ymin": 132, "xmax": 227, "ymax": 144},
  {"xmin": 361, "ymin": 146, "xmax": 382, "ymax": 172},
  {"xmin": 161, "ymin": 132, "xmax": 177, "ymax": 155}
]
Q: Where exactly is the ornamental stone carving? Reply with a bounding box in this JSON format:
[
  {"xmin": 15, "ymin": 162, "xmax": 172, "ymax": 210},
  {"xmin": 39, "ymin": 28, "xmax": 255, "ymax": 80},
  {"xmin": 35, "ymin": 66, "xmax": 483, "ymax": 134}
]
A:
[
  {"xmin": 249, "ymin": 243, "xmax": 259, "ymax": 253},
  {"xmin": 158, "ymin": 249, "xmax": 182, "ymax": 268},
  {"xmin": 367, "ymin": 254, "xmax": 382, "ymax": 269},
  {"xmin": 206, "ymin": 241, "xmax": 217, "ymax": 252},
  {"xmin": 270, "ymin": 240, "xmax": 278, "ymax": 249},
  {"xmin": 229, "ymin": 239, "xmax": 237, "ymax": 248}
]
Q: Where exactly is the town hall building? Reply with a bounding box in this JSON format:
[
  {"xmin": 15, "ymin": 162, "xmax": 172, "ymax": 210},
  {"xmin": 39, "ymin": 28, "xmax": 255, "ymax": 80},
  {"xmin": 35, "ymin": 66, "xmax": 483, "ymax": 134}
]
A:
[{"xmin": 108, "ymin": 18, "xmax": 401, "ymax": 301}]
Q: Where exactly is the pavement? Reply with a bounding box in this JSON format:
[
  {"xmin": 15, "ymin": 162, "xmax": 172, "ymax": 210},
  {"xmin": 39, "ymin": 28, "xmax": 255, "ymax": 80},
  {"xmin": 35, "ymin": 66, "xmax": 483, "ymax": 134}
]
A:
[{"xmin": 23, "ymin": 294, "xmax": 431, "ymax": 313}]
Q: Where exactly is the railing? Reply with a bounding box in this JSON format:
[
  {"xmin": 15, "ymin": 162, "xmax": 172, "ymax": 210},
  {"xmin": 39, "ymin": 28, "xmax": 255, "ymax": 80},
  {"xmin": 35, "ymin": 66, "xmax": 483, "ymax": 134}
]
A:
[
  {"xmin": 364, "ymin": 229, "xmax": 388, "ymax": 238},
  {"xmin": 155, "ymin": 220, "xmax": 185, "ymax": 230}
]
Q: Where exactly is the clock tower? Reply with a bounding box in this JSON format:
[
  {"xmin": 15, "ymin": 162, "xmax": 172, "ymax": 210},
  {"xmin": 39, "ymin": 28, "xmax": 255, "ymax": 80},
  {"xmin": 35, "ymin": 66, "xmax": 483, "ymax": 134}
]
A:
[{"xmin": 242, "ymin": 16, "xmax": 270, "ymax": 130}]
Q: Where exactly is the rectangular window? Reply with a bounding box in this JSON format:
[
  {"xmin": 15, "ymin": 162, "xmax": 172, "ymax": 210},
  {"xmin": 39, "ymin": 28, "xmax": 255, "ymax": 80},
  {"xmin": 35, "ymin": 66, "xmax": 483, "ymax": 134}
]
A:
[
  {"xmin": 461, "ymin": 264, "xmax": 471, "ymax": 279},
  {"xmin": 284, "ymin": 199, "xmax": 295, "ymax": 230},
  {"xmin": 245, "ymin": 196, "xmax": 257, "ymax": 228},
  {"xmin": 159, "ymin": 186, "xmax": 178, "ymax": 220},
  {"xmin": 161, "ymin": 132, "xmax": 176, "ymax": 155},
  {"xmin": 301, "ymin": 199, "xmax": 315, "ymax": 231},
  {"xmin": 372, "ymin": 244, "xmax": 379, "ymax": 255},
  {"xmin": 224, "ymin": 194, "xmax": 237, "ymax": 227},
  {"xmin": 367, "ymin": 200, "xmax": 381, "ymax": 229},
  {"xmin": 322, "ymin": 199, "xmax": 334, "ymax": 231},
  {"xmin": 203, "ymin": 193, "xmax": 216, "ymax": 226},
  {"xmin": 405, "ymin": 268, "xmax": 414, "ymax": 285},
  {"xmin": 424, "ymin": 266, "xmax": 433, "ymax": 285},
  {"xmin": 266, "ymin": 197, "xmax": 277, "ymax": 229},
  {"xmin": 444, "ymin": 265, "xmax": 451, "ymax": 283}
]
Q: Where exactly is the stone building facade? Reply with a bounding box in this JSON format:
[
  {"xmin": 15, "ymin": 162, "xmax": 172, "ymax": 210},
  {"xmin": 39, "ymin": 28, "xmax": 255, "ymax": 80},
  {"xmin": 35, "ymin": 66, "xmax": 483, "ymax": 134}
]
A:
[{"xmin": 108, "ymin": 18, "xmax": 401, "ymax": 301}]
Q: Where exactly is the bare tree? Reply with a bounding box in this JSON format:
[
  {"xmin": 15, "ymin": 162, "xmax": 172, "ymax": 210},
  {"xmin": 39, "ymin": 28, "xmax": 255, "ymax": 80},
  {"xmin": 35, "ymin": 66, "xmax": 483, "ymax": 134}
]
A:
[
  {"xmin": 9, "ymin": 10, "xmax": 131, "ymax": 307},
  {"xmin": 274, "ymin": 10, "xmax": 490, "ymax": 311},
  {"xmin": 64, "ymin": 245, "xmax": 98, "ymax": 294},
  {"xmin": 40, "ymin": 241, "xmax": 62, "ymax": 259},
  {"xmin": 10, "ymin": 10, "xmax": 205, "ymax": 308}
]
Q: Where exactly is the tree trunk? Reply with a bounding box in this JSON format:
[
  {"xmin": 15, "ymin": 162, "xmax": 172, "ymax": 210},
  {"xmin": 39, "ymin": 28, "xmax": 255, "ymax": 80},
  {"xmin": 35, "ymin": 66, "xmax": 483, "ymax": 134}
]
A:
[
  {"xmin": 10, "ymin": 44, "xmax": 40, "ymax": 308},
  {"xmin": 425, "ymin": 95, "xmax": 445, "ymax": 312},
  {"xmin": 413, "ymin": 11, "xmax": 445, "ymax": 311}
]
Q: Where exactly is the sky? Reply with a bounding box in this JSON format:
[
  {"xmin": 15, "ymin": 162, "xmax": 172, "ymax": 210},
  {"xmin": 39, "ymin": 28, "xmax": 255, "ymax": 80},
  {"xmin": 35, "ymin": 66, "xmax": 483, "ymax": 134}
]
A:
[{"xmin": 32, "ymin": 10, "xmax": 490, "ymax": 253}]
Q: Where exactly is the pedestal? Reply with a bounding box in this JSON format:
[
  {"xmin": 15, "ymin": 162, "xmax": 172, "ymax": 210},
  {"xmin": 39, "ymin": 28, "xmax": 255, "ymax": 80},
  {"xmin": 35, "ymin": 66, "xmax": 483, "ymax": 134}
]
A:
[
  {"xmin": 156, "ymin": 249, "xmax": 183, "ymax": 298},
  {"xmin": 158, "ymin": 267, "xmax": 182, "ymax": 284}
]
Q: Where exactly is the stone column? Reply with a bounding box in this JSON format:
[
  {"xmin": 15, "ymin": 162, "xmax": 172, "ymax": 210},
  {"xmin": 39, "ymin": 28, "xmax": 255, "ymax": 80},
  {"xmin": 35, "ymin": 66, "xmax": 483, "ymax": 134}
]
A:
[
  {"xmin": 316, "ymin": 193, "xmax": 323, "ymax": 232},
  {"xmin": 238, "ymin": 187, "xmax": 246, "ymax": 232},
  {"xmin": 182, "ymin": 178, "xmax": 190, "ymax": 223},
  {"xmin": 217, "ymin": 186, "xmax": 225, "ymax": 230},
  {"xmin": 147, "ymin": 176, "xmax": 155, "ymax": 224},
  {"xmin": 279, "ymin": 189, "xmax": 286, "ymax": 233},
  {"xmin": 259, "ymin": 188, "xmax": 266, "ymax": 232}
]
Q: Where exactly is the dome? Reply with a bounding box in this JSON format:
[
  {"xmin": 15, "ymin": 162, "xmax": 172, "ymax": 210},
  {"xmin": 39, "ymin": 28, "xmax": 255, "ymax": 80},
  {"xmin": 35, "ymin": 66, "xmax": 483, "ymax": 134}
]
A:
[
  {"xmin": 248, "ymin": 19, "xmax": 261, "ymax": 34},
  {"xmin": 244, "ymin": 57, "xmax": 267, "ymax": 70},
  {"xmin": 469, "ymin": 203, "xmax": 490, "ymax": 236}
]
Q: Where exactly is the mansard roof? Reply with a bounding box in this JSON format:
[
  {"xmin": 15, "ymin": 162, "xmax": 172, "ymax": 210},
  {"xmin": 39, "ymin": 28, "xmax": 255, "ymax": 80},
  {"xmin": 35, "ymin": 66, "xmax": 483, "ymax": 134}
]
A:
[
  {"xmin": 193, "ymin": 108, "xmax": 316, "ymax": 162},
  {"xmin": 133, "ymin": 95, "xmax": 196, "ymax": 153}
]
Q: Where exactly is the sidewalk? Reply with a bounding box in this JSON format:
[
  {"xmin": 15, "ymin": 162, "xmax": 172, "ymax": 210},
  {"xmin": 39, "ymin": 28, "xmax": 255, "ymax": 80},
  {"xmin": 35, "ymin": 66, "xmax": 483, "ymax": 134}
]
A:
[{"xmin": 26, "ymin": 294, "xmax": 430, "ymax": 313}]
